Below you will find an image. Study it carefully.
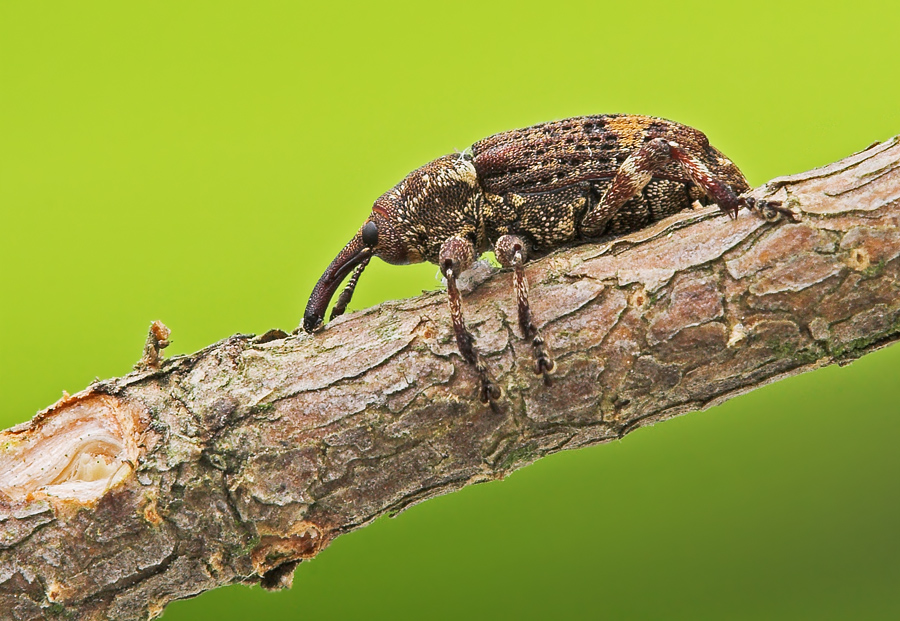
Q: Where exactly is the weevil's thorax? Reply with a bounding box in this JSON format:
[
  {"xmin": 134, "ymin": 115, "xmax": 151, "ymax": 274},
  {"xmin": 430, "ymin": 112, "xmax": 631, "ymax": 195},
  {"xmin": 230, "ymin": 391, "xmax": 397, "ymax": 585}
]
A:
[{"xmin": 374, "ymin": 154, "xmax": 486, "ymax": 264}]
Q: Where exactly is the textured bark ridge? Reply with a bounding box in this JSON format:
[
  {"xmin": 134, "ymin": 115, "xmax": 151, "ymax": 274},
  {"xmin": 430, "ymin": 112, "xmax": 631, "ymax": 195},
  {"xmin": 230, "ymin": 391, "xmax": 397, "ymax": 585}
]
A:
[{"xmin": 2, "ymin": 137, "xmax": 899, "ymax": 620}]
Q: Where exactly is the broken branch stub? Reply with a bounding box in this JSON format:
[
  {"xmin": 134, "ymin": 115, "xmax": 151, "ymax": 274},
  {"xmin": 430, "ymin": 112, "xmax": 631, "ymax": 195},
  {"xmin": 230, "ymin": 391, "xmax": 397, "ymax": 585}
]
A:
[{"xmin": 1, "ymin": 136, "xmax": 899, "ymax": 620}]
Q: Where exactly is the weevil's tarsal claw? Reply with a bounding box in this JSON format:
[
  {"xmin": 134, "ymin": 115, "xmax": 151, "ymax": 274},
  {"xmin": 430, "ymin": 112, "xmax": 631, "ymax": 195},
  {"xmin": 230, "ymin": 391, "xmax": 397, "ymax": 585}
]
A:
[
  {"xmin": 740, "ymin": 196, "xmax": 798, "ymax": 223},
  {"xmin": 479, "ymin": 375, "xmax": 502, "ymax": 404},
  {"xmin": 304, "ymin": 229, "xmax": 373, "ymax": 333},
  {"xmin": 761, "ymin": 199, "xmax": 798, "ymax": 223},
  {"xmin": 533, "ymin": 336, "xmax": 556, "ymax": 385},
  {"xmin": 758, "ymin": 200, "xmax": 782, "ymax": 222}
]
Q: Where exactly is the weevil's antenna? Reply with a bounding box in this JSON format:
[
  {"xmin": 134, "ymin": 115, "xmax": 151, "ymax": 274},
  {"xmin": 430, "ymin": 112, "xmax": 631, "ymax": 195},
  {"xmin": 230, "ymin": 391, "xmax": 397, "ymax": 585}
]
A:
[{"xmin": 329, "ymin": 256, "xmax": 371, "ymax": 321}]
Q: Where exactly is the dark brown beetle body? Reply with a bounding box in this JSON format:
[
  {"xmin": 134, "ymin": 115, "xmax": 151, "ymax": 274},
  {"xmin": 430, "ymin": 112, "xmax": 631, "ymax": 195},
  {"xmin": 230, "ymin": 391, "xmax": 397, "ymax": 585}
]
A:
[
  {"xmin": 473, "ymin": 115, "xmax": 749, "ymax": 245},
  {"xmin": 304, "ymin": 115, "xmax": 790, "ymax": 402}
]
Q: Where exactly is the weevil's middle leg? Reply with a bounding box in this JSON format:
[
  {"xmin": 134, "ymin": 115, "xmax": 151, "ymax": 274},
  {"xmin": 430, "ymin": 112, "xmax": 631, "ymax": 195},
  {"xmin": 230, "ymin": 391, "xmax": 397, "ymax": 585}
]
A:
[
  {"xmin": 580, "ymin": 138, "xmax": 672, "ymax": 236},
  {"xmin": 494, "ymin": 234, "xmax": 556, "ymax": 384},
  {"xmin": 439, "ymin": 237, "xmax": 501, "ymax": 404}
]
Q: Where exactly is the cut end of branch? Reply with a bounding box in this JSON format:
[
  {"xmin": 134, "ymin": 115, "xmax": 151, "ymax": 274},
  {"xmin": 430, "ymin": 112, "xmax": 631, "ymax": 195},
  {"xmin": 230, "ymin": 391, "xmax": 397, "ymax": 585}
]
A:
[{"xmin": 0, "ymin": 392, "xmax": 147, "ymax": 505}]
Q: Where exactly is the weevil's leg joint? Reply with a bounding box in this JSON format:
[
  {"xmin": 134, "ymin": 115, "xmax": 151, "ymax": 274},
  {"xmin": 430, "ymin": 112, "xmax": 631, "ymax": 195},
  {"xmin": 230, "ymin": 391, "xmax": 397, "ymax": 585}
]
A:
[
  {"xmin": 665, "ymin": 140, "xmax": 747, "ymax": 218},
  {"xmin": 580, "ymin": 138, "xmax": 673, "ymax": 236},
  {"xmin": 439, "ymin": 237, "xmax": 476, "ymax": 277},
  {"xmin": 439, "ymin": 237, "xmax": 501, "ymax": 403},
  {"xmin": 666, "ymin": 142, "xmax": 799, "ymax": 222},
  {"xmin": 494, "ymin": 234, "xmax": 556, "ymax": 384}
]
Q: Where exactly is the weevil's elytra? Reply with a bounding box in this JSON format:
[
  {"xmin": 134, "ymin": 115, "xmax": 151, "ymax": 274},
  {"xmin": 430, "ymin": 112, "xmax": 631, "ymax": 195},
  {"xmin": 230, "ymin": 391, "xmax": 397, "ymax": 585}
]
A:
[{"xmin": 303, "ymin": 114, "xmax": 794, "ymax": 403}]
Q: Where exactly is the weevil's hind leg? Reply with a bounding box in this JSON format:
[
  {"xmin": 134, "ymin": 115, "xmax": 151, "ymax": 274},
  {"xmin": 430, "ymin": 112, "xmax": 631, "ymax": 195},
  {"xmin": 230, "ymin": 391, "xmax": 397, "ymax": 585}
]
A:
[
  {"xmin": 439, "ymin": 237, "xmax": 501, "ymax": 404},
  {"xmin": 666, "ymin": 141, "xmax": 797, "ymax": 222},
  {"xmin": 580, "ymin": 139, "xmax": 796, "ymax": 236},
  {"xmin": 494, "ymin": 234, "xmax": 556, "ymax": 385}
]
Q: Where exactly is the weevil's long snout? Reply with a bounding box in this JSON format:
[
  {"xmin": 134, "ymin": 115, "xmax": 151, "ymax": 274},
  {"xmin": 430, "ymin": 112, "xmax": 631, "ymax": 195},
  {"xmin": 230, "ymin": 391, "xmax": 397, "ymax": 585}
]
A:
[{"xmin": 303, "ymin": 228, "xmax": 372, "ymax": 332}]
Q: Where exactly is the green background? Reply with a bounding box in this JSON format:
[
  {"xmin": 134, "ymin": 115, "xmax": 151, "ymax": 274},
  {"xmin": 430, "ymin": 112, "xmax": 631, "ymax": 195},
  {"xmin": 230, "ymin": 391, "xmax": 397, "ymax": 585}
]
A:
[{"xmin": 2, "ymin": 1, "xmax": 898, "ymax": 619}]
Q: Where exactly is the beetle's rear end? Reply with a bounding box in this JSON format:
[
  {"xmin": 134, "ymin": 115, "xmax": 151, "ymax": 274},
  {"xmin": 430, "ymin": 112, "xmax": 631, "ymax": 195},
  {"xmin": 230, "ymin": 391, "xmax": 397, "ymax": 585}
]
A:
[{"xmin": 471, "ymin": 114, "xmax": 752, "ymax": 240}]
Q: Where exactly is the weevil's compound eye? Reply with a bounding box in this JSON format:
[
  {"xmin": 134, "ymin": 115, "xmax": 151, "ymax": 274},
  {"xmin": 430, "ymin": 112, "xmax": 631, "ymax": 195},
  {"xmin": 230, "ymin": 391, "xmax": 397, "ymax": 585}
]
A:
[{"xmin": 361, "ymin": 220, "xmax": 379, "ymax": 248}]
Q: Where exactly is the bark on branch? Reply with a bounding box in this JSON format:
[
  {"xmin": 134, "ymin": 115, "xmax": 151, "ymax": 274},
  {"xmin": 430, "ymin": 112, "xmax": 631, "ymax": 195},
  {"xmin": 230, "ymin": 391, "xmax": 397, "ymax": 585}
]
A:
[{"xmin": 2, "ymin": 137, "xmax": 899, "ymax": 620}]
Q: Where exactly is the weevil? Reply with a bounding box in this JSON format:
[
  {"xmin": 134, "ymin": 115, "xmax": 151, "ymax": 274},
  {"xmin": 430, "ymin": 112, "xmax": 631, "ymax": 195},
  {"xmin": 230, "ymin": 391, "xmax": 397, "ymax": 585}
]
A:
[{"xmin": 303, "ymin": 114, "xmax": 793, "ymax": 402}]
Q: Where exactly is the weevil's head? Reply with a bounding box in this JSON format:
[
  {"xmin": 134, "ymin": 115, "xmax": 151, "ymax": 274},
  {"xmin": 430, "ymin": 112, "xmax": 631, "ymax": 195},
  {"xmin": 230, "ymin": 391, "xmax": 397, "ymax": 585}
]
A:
[
  {"xmin": 303, "ymin": 155, "xmax": 481, "ymax": 332},
  {"xmin": 301, "ymin": 190, "xmax": 420, "ymax": 333}
]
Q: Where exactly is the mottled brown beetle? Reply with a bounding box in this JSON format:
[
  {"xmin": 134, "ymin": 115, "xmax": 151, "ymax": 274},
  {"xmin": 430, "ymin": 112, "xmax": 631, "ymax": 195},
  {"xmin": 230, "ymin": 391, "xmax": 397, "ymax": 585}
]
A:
[{"xmin": 303, "ymin": 115, "xmax": 793, "ymax": 402}]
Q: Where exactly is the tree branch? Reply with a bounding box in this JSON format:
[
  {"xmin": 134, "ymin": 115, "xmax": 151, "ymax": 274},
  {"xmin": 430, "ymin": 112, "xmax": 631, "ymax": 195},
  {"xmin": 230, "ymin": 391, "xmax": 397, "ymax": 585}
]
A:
[{"xmin": 2, "ymin": 137, "xmax": 899, "ymax": 620}]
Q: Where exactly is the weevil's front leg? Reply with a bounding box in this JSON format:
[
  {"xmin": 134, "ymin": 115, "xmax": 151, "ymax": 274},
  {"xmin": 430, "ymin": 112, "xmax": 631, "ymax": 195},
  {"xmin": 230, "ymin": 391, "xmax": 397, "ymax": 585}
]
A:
[
  {"xmin": 494, "ymin": 234, "xmax": 556, "ymax": 384},
  {"xmin": 581, "ymin": 139, "xmax": 795, "ymax": 236},
  {"xmin": 439, "ymin": 237, "xmax": 501, "ymax": 403}
]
